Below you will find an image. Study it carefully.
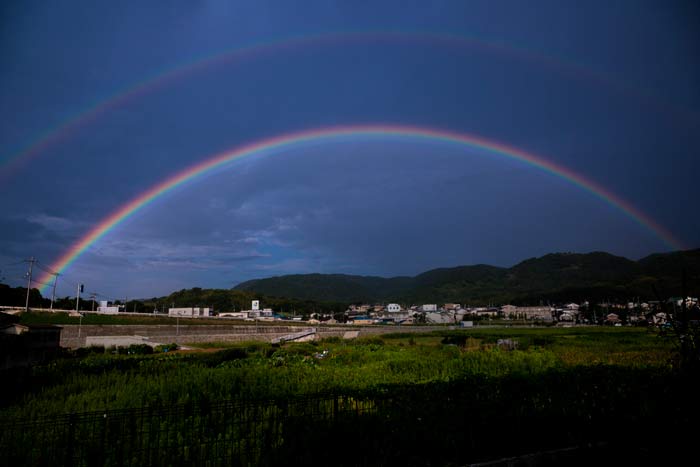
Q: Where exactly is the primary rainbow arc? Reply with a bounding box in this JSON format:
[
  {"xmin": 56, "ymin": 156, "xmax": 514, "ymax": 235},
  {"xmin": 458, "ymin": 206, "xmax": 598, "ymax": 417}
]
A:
[{"xmin": 38, "ymin": 124, "xmax": 683, "ymax": 292}]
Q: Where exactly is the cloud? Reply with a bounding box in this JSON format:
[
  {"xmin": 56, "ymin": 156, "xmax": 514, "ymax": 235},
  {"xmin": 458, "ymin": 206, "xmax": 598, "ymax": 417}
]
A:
[
  {"xmin": 25, "ymin": 214, "xmax": 85, "ymax": 233},
  {"xmin": 87, "ymin": 236, "xmax": 271, "ymax": 271}
]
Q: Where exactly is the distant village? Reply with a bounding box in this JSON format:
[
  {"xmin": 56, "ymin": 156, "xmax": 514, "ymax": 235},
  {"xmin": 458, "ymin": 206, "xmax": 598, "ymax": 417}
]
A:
[{"xmin": 95, "ymin": 296, "xmax": 700, "ymax": 327}]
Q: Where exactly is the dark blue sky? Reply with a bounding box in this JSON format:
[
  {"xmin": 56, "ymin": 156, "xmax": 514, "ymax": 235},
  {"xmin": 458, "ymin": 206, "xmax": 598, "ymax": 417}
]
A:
[{"xmin": 1, "ymin": 1, "xmax": 698, "ymax": 299}]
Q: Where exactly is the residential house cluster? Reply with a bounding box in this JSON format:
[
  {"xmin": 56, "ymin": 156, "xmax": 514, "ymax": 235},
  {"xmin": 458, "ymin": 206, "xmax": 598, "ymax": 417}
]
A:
[{"xmin": 217, "ymin": 300, "xmax": 275, "ymax": 320}]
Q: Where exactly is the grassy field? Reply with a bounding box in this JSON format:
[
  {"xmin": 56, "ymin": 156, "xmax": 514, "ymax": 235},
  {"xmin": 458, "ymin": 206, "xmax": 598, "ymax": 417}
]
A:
[
  {"xmin": 2, "ymin": 326, "xmax": 694, "ymax": 466},
  {"xmin": 0, "ymin": 326, "xmax": 675, "ymax": 420}
]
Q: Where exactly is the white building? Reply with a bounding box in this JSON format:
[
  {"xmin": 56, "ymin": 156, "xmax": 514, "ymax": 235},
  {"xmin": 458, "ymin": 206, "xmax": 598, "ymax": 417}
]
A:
[
  {"xmin": 248, "ymin": 308, "xmax": 274, "ymax": 318},
  {"xmin": 386, "ymin": 303, "xmax": 402, "ymax": 313},
  {"xmin": 97, "ymin": 301, "xmax": 121, "ymax": 314},
  {"xmin": 168, "ymin": 307, "xmax": 211, "ymax": 317},
  {"xmin": 243, "ymin": 300, "xmax": 273, "ymax": 318},
  {"xmin": 518, "ymin": 306, "xmax": 554, "ymax": 321},
  {"xmin": 425, "ymin": 312, "xmax": 453, "ymax": 324},
  {"xmin": 420, "ymin": 304, "xmax": 437, "ymax": 312},
  {"xmin": 218, "ymin": 312, "xmax": 249, "ymax": 319}
]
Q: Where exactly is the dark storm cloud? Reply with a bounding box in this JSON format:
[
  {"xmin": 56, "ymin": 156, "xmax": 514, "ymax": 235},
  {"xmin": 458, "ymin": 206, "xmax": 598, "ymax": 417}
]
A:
[{"xmin": 1, "ymin": 0, "xmax": 698, "ymax": 297}]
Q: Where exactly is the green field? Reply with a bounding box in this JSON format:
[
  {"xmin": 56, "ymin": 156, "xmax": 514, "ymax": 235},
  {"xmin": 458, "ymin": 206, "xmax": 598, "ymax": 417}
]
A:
[
  {"xmin": 0, "ymin": 327, "xmax": 675, "ymax": 419},
  {"xmin": 2, "ymin": 326, "xmax": 696, "ymax": 466}
]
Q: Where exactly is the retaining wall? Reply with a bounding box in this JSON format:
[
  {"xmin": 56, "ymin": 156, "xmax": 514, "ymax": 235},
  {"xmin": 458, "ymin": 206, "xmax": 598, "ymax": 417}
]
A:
[{"xmin": 59, "ymin": 324, "xmax": 441, "ymax": 348}]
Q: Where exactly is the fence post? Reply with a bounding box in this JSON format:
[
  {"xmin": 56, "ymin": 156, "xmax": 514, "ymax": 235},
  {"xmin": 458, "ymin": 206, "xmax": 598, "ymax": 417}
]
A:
[
  {"xmin": 333, "ymin": 394, "xmax": 339, "ymax": 422},
  {"xmin": 64, "ymin": 413, "xmax": 76, "ymax": 467}
]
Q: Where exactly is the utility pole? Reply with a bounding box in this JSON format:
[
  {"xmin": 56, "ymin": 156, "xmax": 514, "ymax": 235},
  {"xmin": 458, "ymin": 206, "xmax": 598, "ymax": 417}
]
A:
[
  {"xmin": 24, "ymin": 257, "xmax": 36, "ymax": 313},
  {"xmin": 90, "ymin": 293, "xmax": 96, "ymax": 312},
  {"xmin": 50, "ymin": 272, "xmax": 60, "ymax": 311},
  {"xmin": 75, "ymin": 283, "xmax": 83, "ymax": 312}
]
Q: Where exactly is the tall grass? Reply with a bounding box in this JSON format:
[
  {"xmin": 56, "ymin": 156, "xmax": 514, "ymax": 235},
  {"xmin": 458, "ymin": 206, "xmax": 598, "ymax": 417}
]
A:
[{"xmin": 0, "ymin": 327, "xmax": 674, "ymax": 420}]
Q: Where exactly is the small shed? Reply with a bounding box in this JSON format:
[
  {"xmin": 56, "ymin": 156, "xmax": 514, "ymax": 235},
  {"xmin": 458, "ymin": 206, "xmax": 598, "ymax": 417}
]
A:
[{"xmin": 0, "ymin": 313, "xmax": 62, "ymax": 369}]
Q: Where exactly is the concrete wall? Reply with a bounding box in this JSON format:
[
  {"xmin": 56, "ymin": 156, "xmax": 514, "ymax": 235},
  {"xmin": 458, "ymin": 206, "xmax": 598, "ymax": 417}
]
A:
[{"xmin": 60, "ymin": 324, "xmax": 442, "ymax": 348}]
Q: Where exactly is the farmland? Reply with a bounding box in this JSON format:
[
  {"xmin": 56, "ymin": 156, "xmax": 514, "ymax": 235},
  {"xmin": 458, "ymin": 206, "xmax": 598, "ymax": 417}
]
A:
[{"xmin": 1, "ymin": 326, "xmax": 695, "ymax": 465}]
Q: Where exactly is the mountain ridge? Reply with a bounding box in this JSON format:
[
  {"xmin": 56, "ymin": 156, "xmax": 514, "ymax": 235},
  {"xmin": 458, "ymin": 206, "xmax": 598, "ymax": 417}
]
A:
[{"xmin": 234, "ymin": 249, "xmax": 700, "ymax": 305}]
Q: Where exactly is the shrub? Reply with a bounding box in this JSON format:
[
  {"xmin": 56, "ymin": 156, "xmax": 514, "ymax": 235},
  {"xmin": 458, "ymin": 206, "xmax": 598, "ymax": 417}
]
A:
[
  {"xmin": 155, "ymin": 343, "xmax": 179, "ymax": 353},
  {"xmin": 127, "ymin": 344, "xmax": 153, "ymax": 355},
  {"xmin": 441, "ymin": 335, "xmax": 468, "ymax": 347},
  {"xmin": 74, "ymin": 346, "xmax": 105, "ymax": 357}
]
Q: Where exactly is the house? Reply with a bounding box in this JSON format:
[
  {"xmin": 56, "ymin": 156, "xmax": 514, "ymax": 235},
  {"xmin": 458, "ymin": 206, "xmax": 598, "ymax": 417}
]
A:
[
  {"xmin": 652, "ymin": 312, "xmax": 668, "ymax": 325},
  {"xmin": 1, "ymin": 313, "xmax": 62, "ymax": 370},
  {"xmin": 420, "ymin": 304, "xmax": 437, "ymax": 312},
  {"xmin": 386, "ymin": 304, "xmax": 402, "ymax": 313},
  {"xmin": 218, "ymin": 312, "xmax": 249, "ymax": 319},
  {"xmin": 247, "ymin": 308, "xmax": 274, "ymax": 319},
  {"xmin": 559, "ymin": 311, "xmax": 576, "ymax": 322},
  {"xmin": 348, "ymin": 305, "xmax": 372, "ymax": 314},
  {"xmin": 97, "ymin": 300, "xmax": 122, "ymax": 314},
  {"xmin": 605, "ymin": 313, "xmax": 621, "ymax": 325},
  {"xmin": 476, "ymin": 307, "xmax": 500, "ymax": 318},
  {"xmin": 514, "ymin": 306, "xmax": 553, "ymax": 321},
  {"xmin": 350, "ymin": 316, "xmax": 375, "ymax": 324},
  {"xmin": 425, "ymin": 312, "xmax": 453, "ymax": 324},
  {"xmin": 168, "ymin": 307, "xmax": 210, "ymax": 317}
]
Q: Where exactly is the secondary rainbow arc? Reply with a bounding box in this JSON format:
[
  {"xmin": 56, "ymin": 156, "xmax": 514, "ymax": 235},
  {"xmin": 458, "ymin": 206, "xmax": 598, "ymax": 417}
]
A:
[
  {"xmin": 38, "ymin": 125, "xmax": 684, "ymax": 292},
  {"xmin": 5, "ymin": 30, "xmax": 694, "ymax": 179}
]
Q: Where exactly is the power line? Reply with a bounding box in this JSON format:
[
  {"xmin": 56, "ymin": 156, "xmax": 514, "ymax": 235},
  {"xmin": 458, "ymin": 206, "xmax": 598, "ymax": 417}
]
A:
[
  {"xmin": 33, "ymin": 262, "xmax": 63, "ymax": 310},
  {"xmin": 34, "ymin": 261, "xmax": 57, "ymax": 276},
  {"xmin": 10, "ymin": 275, "xmax": 55, "ymax": 289}
]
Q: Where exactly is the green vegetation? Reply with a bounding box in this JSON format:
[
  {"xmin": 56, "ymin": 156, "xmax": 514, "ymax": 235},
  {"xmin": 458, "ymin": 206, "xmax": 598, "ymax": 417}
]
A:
[
  {"xmin": 235, "ymin": 249, "xmax": 700, "ymax": 304},
  {"xmin": 16, "ymin": 311, "xmax": 305, "ymax": 326},
  {"xmin": 1, "ymin": 283, "xmax": 348, "ymax": 316},
  {"xmin": 2, "ymin": 326, "xmax": 694, "ymax": 466},
  {"xmin": 0, "ymin": 327, "xmax": 675, "ymax": 420}
]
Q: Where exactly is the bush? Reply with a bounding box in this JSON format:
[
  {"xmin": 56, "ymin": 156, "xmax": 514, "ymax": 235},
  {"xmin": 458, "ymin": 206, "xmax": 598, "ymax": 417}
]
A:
[
  {"xmin": 74, "ymin": 346, "xmax": 105, "ymax": 357},
  {"xmin": 155, "ymin": 343, "xmax": 178, "ymax": 353},
  {"xmin": 127, "ymin": 344, "xmax": 153, "ymax": 355},
  {"xmin": 441, "ymin": 335, "xmax": 468, "ymax": 347}
]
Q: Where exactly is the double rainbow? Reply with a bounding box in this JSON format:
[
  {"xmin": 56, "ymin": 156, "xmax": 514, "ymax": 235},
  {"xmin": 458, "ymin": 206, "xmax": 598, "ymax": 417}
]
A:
[{"xmin": 37, "ymin": 124, "xmax": 683, "ymax": 292}]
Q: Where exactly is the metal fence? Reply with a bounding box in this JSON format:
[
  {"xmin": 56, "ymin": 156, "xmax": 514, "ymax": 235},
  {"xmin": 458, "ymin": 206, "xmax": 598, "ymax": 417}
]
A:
[
  {"xmin": 1, "ymin": 393, "xmax": 387, "ymax": 467},
  {"xmin": 2, "ymin": 371, "xmax": 696, "ymax": 466}
]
